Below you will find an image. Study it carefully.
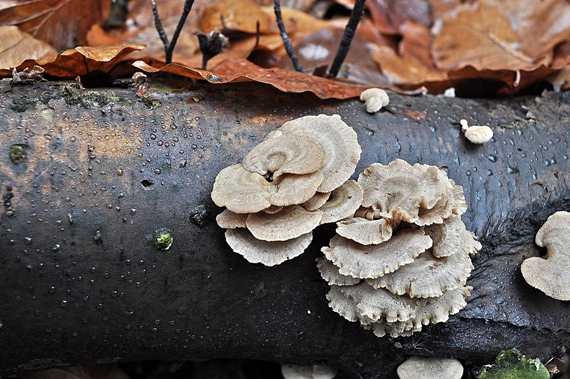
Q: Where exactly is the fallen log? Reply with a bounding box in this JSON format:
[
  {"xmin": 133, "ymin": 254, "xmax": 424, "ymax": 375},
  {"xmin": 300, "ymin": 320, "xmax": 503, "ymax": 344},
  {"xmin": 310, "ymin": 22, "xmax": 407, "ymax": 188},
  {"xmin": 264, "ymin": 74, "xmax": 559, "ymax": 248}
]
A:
[{"xmin": 0, "ymin": 78, "xmax": 569, "ymax": 378}]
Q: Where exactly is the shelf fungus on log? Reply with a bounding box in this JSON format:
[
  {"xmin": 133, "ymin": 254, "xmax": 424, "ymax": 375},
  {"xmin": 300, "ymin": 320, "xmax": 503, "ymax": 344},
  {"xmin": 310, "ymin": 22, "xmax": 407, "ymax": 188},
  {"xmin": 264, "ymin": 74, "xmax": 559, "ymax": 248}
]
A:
[
  {"xmin": 320, "ymin": 159, "xmax": 481, "ymax": 337},
  {"xmin": 211, "ymin": 114, "xmax": 362, "ymax": 266},
  {"xmin": 521, "ymin": 211, "xmax": 570, "ymax": 301}
]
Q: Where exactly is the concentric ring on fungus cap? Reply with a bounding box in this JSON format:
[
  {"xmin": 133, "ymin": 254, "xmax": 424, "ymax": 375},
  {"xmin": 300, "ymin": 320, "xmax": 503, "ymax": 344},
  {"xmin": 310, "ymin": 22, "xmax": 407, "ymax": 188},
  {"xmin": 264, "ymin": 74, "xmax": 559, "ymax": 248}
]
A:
[{"xmin": 278, "ymin": 114, "xmax": 361, "ymax": 193}]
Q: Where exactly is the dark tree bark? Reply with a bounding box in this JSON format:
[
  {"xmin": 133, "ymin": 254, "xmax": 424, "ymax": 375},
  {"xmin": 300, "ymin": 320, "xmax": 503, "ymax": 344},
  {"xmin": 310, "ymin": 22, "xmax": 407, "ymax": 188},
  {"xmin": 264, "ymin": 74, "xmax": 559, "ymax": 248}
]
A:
[{"xmin": 0, "ymin": 79, "xmax": 569, "ymax": 379}]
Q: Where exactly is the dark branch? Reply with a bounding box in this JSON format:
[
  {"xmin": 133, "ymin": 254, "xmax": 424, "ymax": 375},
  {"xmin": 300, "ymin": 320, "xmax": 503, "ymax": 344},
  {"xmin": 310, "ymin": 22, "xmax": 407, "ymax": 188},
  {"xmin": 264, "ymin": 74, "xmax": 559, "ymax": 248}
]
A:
[
  {"xmin": 327, "ymin": 0, "xmax": 366, "ymax": 78},
  {"xmin": 274, "ymin": 0, "xmax": 303, "ymax": 72},
  {"xmin": 151, "ymin": 0, "xmax": 196, "ymax": 64}
]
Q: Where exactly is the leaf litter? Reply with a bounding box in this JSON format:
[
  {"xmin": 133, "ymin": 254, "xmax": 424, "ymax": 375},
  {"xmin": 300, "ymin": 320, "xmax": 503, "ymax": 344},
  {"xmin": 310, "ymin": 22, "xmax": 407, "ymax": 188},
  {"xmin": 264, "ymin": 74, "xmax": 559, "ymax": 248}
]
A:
[{"xmin": 1, "ymin": 0, "xmax": 570, "ymax": 98}]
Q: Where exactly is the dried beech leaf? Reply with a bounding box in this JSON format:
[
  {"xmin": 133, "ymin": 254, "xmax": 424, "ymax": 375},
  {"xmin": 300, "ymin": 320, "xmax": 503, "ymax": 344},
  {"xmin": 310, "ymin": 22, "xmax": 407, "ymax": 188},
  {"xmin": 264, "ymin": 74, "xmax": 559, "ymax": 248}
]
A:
[
  {"xmin": 0, "ymin": 0, "xmax": 107, "ymax": 51},
  {"xmin": 0, "ymin": 26, "xmax": 57, "ymax": 69},
  {"xmin": 0, "ymin": 44, "xmax": 145, "ymax": 79},
  {"xmin": 366, "ymin": 0, "xmax": 431, "ymax": 35},
  {"xmin": 198, "ymin": 0, "xmax": 274, "ymax": 34},
  {"xmin": 432, "ymin": 0, "xmax": 570, "ymax": 71},
  {"xmin": 372, "ymin": 46, "xmax": 448, "ymax": 86},
  {"xmin": 133, "ymin": 58, "xmax": 367, "ymax": 99}
]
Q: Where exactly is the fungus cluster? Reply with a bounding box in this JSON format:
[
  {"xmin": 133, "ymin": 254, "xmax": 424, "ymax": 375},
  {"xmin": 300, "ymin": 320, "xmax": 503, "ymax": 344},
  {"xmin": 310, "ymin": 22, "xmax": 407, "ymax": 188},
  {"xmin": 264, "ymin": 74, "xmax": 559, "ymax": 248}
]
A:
[
  {"xmin": 211, "ymin": 114, "xmax": 362, "ymax": 266},
  {"xmin": 319, "ymin": 159, "xmax": 481, "ymax": 337}
]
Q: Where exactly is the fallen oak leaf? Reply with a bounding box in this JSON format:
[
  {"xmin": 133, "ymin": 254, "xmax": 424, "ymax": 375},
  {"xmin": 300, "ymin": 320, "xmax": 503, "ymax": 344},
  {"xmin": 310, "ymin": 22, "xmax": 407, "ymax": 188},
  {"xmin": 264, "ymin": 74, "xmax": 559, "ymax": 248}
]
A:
[
  {"xmin": 133, "ymin": 58, "xmax": 368, "ymax": 99},
  {"xmin": 0, "ymin": 44, "xmax": 146, "ymax": 79}
]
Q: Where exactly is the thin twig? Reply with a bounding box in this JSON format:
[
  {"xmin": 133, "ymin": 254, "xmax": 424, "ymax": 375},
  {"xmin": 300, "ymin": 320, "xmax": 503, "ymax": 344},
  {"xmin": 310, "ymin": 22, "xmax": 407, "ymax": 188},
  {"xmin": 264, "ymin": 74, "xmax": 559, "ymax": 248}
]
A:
[
  {"xmin": 327, "ymin": 0, "xmax": 366, "ymax": 78},
  {"xmin": 274, "ymin": 0, "xmax": 303, "ymax": 72},
  {"xmin": 151, "ymin": 0, "xmax": 196, "ymax": 64}
]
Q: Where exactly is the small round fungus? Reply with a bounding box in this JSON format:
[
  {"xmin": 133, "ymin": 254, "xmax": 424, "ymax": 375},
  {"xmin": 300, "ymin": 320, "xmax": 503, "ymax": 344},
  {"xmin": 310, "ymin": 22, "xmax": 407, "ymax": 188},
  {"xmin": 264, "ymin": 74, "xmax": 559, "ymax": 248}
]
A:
[
  {"xmin": 521, "ymin": 211, "xmax": 570, "ymax": 301},
  {"xmin": 460, "ymin": 119, "xmax": 493, "ymax": 144},
  {"xmin": 397, "ymin": 356, "xmax": 463, "ymax": 379},
  {"xmin": 360, "ymin": 88, "xmax": 389, "ymax": 114}
]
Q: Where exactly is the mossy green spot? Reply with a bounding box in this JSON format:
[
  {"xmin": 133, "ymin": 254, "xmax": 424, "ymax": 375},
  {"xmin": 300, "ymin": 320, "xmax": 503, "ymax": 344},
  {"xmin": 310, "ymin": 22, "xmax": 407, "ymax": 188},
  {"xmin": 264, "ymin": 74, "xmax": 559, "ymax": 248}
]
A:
[
  {"xmin": 476, "ymin": 349, "xmax": 549, "ymax": 379},
  {"xmin": 153, "ymin": 227, "xmax": 173, "ymax": 250},
  {"xmin": 9, "ymin": 144, "xmax": 26, "ymax": 164}
]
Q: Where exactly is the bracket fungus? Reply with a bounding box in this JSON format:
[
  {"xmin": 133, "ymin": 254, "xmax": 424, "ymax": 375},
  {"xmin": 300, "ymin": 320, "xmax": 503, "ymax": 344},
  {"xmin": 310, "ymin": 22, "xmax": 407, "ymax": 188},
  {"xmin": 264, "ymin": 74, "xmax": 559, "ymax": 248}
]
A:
[
  {"xmin": 360, "ymin": 88, "xmax": 390, "ymax": 113},
  {"xmin": 211, "ymin": 114, "xmax": 361, "ymax": 266},
  {"xmin": 521, "ymin": 211, "xmax": 570, "ymax": 301},
  {"xmin": 320, "ymin": 159, "xmax": 480, "ymax": 337}
]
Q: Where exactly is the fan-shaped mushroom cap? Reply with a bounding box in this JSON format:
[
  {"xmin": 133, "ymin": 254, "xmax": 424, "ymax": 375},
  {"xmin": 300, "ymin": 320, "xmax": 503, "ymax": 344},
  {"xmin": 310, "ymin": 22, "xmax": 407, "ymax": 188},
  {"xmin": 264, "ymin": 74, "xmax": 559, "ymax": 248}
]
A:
[
  {"xmin": 262, "ymin": 205, "xmax": 284, "ymax": 214},
  {"xmin": 358, "ymin": 160, "xmax": 448, "ymax": 224},
  {"xmin": 326, "ymin": 284, "xmax": 360, "ymax": 322},
  {"xmin": 211, "ymin": 164, "xmax": 272, "ymax": 213},
  {"xmin": 366, "ymin": 249, "xmax": 473, "ymax": 298},
  {"xmin": 216, "ymin": 209, "xmax": 247, "ymax": 229},
  {"xmin": 225, "ymin": 229, "xmax": 313, "ymax": 266},
  {"xmin": 211, "ymin": 164, "xmax": 324, "ymax": 213},
  {"xmin": 335, "ymin": 217, "xmax": 393, "ymax": 245},
  {"xmin": 397, "ymin": 356, "xmax": 464, "ymax": 379},
  {"xmin": 521, "ymin": 211, "xmax": 570, "ymax": 301},
  {"xmin": 317, "ymin": 257, "xmax": 361, "ymax": 286},
  {"xmin": 279, "ymin": 114, "xmax": 361, "ymax": 192},
  {"xmin": 341, "ymin": 281, "xmax": 428, "ymax": 323},
  {"xmin": 322, "ymin": 229, "xmax": 433, "ymax": 279},
  {"xmin": 302, "ymin": 192, "xmax": 331, "ymax": 212},
  {"xmin": 425, "ymin": 216, "xmax": 481, "ymax": 258},
  {"xmin": 246, "ymin": 205, "xmax": 323, "ymax": 242},
  {"xmin": 320, "ymin": 180, "xmax": 364, "ymax": 224},
  {"xmin": 242, "ymin": 133, "xmax": 325, "ymax": 180},
  {"xmin": 400, "ymin": 285, "xmax": 471, "ymax": 330}
]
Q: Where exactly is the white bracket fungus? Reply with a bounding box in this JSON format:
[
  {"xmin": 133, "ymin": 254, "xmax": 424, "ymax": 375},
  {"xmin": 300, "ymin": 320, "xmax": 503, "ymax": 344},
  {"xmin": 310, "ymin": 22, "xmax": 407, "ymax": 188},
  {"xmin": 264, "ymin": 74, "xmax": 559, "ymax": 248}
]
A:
[
  {"xmin": 211, "ymin": 116, "xmax": 481, "ymax": 336},
  {"xmin": 320, "ymin": 159, "xmax": 480, "ymax": 337},
  {"xmin": 211, "ymin": 114, "xmax": 361, "ymax": 266},
  {"xmin": 460, "ymin": 119, "xmax": 493, "ymax": 144},
  {"xmin": 521, "ymin": 211, "xmax": 570, "ymax": 301},
  {"xmin": 360, "ymin": 88, "xmax": 390, "ymax": 113}
]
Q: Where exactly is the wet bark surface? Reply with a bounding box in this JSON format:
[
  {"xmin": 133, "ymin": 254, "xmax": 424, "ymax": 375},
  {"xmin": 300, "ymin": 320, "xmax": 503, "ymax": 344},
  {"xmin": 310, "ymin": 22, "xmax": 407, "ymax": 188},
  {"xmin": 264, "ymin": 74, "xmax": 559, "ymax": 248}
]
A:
[{"xmin": 0, "ymin": 78, "xmax": 569, "ymax": 378}]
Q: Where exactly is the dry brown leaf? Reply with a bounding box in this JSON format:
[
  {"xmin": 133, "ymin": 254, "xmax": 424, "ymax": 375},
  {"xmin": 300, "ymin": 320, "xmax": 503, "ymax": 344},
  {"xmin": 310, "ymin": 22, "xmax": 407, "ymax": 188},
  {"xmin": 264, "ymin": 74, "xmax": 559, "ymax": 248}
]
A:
[
  {"xmin": 366, "ymin": 0, "xmax": 431, "ymax": 35},
  {"xmin": 0, "ymin": 44, "xmax": 145, "ymax": 79},
  {"xmin": 260, "ymin": 6, "xmax": 329, "ymax": 38},
  {"xmin": 432, "ymin": 0, "xmax": 570, "ymax": 72},
  {"xmin": 133, "ymin": 58, "xmax": 367, "ymax": 99},
  {"xmin": 0, "ymin": 0, "xmax": 108, "ymax": 51},
  {"xmin": 198, "ymin": 0, "xmax": 274, "ymax": 34},
  {"xmin": 0, "ymin": 25, "xmax": 57, "ymax": 69},
  {"xmin": 398, "ymin": 20, "xmax": 431, "ymax": 64},
  {"xmin": 372, "ymin": 45, "xmax": 448, "ymax": 86},
  {"xmin": 183, "ymin": 36, "xmax": 258, "ymax": 69}
]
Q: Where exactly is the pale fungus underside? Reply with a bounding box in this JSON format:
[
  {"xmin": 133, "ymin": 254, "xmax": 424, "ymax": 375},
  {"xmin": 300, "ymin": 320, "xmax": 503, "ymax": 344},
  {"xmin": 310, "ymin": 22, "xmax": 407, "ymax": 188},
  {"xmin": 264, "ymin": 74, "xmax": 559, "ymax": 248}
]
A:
[{"xmin": 212, "ymin": 114, "xmax": 481, "ymax": 338}]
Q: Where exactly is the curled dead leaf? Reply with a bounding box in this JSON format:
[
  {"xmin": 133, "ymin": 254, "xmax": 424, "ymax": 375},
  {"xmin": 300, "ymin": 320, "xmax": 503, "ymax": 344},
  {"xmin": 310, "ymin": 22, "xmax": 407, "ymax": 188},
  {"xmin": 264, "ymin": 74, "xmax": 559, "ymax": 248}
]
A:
[{"xmin": 133, "ymin": 58, "xmax": 367, "ymax": 99}]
